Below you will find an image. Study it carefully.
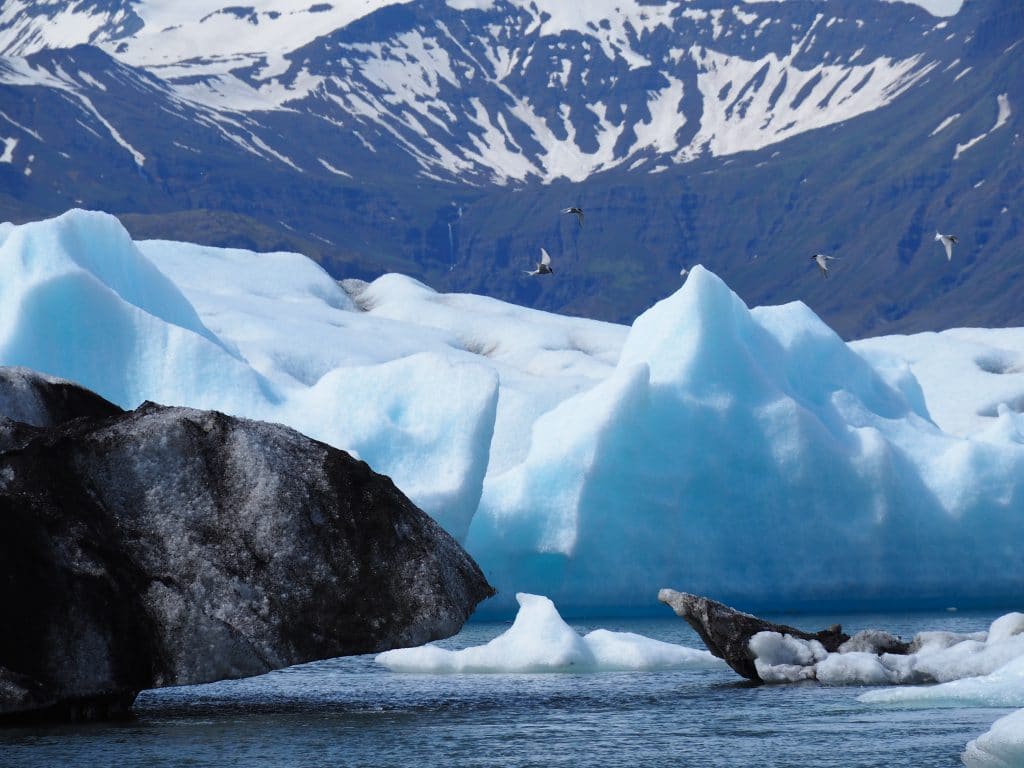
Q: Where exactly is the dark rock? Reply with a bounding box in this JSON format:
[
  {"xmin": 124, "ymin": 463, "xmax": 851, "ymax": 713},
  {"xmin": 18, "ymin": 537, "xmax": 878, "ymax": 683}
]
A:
[
  {"xmin": 839, "ymin": 629, "xmax": 911, "ymax": 656},
  {"xmin": 658, "ymin": 589, "xmax": 850, "ymax": 681},
  {"xmin": 0, "ymin": 367, "xmax": 122, "ymax": 427},
  {"xmin": 0, "ymin": 367, "xmax": 494, "ymax": 721},
  {"xmin": 0, "ymin": 367, "xmax": 122, "ymax": 452}
]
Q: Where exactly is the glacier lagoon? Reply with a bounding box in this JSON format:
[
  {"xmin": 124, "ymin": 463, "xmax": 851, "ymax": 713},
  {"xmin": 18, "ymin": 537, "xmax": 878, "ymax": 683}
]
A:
[
  {"xmin": 0, "ymin": 607, "xmax": 1017, "ymax": 768},
  {"xmin": 2, "ymin": 209, "xmax": 1024, "ymax": 763}
]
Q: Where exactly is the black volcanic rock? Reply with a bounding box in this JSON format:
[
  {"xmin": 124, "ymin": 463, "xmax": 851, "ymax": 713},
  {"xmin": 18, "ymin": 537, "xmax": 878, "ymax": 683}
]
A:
[
  {"xmin": 0, "ymin": 367, "xmax": 494, "ymax": 721},
  {"xmin": 0, "ymin": 366, "xmax": 121, "ymax": 423},
  {"xmin": 658, "ymin": 589, "xmax": 850, "ymax": 681}
]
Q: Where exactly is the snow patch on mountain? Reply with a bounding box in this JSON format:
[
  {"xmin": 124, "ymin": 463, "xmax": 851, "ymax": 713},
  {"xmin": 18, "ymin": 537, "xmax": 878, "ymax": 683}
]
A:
[
  {"xmin": 931, "ymin": 113, "xmax": 961, "ymax": 136},
  {"xmin": 955, "ymin": 93, "xmax": 1012, "ymax": 160},
  {"xmin": 0, "ymin": 136, "xmax": 15, "ymax": 163},
  {"xmin": 679, "ymin": 47, "xmax": 934, "ymax": 161},
  {"xmin": 0, "ymin": 54, "xmax": 149, "ymax": 166}
]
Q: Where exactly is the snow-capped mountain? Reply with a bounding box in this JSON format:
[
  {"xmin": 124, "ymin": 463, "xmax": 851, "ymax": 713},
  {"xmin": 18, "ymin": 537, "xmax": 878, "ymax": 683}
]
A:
[
  {"xmin": 0, "ymin": 0, "xmax": 950, "ymax": 182},
  {"xmin": 0, "ymin": 0, "xmax": 1020, "ymax": 336}
]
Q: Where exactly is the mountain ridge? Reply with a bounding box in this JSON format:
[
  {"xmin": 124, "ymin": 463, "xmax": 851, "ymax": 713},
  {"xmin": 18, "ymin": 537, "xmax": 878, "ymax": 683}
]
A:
[{"xmin": 0, "ymin": 0, "xmax": 1020, "ymax": 337}]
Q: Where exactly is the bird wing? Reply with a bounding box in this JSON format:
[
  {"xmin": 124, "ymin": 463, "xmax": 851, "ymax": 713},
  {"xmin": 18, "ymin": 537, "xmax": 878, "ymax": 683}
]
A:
[
  {"xmin": 540, "ymin": 247, "xmax": 551, "ymax": 266},
  {"xmin": 942, "ymin": 238, "xmax": 953, "ymax": 261},
  {"xmin": 575, "ymin": 209, "xmax": 584, "ymax": 226}
]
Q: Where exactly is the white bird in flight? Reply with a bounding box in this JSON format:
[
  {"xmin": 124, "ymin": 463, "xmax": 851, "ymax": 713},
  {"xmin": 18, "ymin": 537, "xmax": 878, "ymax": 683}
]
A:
[
  {"xmin": 562, "ymin": 207, "xmax": 584, "ymax": 227},
  {"xmin": 812, "ymin": 253, "xmax": 838, "ymax": 278},
  {"xmin": 525, "ymin": 247, "xmax": 554, "ymax": 276},
  {"xmin": 935, "ymin": 231, "xmax": 958, "ymax": 261}
]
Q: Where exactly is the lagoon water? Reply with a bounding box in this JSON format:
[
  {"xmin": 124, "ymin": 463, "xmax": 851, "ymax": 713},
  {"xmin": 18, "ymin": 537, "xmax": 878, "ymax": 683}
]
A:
[{"xmin": 0, "ymin": 612, "xmax": 1011, "ymax": 768}]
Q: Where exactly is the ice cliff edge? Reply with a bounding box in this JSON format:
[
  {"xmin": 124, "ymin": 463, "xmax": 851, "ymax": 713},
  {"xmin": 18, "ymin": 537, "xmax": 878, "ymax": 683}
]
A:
[{"xmin": 0, "ymin": 367, "xmax": 494, "ymax": 721}]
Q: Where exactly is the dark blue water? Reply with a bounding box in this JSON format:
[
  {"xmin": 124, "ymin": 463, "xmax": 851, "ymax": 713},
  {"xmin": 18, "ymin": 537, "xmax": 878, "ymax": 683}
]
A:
[{"xmin": 0, "ymin": 612, "xmax": 1012, "ymax": 767}]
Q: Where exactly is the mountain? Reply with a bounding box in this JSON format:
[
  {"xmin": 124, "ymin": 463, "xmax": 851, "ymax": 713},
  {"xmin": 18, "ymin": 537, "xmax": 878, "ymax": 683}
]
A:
[{"xmin": 0, "ymin": 0, "xmax": 1020, "ymax": 337}]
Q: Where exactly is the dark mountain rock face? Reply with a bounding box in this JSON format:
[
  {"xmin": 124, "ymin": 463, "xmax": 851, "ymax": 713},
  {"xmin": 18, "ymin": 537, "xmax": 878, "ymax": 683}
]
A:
[{"xmin": 0, "ymin": 367, "xmax": 494, "ymax": 722}]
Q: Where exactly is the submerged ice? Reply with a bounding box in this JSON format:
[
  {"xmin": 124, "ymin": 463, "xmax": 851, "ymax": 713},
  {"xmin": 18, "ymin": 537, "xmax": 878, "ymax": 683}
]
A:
[
  {"xmin": 2, "ymin": 210, "xmax": 1024, "ymax": 617},
  {"xmin": 375, "ymin": 593, "xmax": 721, "ymax": 673}
]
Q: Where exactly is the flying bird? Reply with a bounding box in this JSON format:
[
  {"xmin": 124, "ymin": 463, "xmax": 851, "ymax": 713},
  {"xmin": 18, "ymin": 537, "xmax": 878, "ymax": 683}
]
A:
[
  {"xmin": 525, "ymin": 247, "xmax": 554, "ymax": 276},
  {"xmin": 562, "ymin": 207, "xmax": 584, "ymax": 227},
  {"xmin": 812, "ymin": 253, "xmax": 838, "ymax": 278},
  {"xmin": 935, "ymin": 231, "xmax": 958, "ymax": 261},
  {"xmin": 680, "ymin": 266, "xmax": 689, "ymax": 279}
]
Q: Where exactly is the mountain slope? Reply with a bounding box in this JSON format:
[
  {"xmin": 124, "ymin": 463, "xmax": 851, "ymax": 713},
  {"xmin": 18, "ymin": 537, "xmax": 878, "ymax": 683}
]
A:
[{"xmin": 0, "ymin": 0, "xmax": 1020, "ymax": 337}]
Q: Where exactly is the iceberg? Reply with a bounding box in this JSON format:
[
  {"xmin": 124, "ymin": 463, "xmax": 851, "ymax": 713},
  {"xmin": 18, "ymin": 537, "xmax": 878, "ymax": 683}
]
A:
[
  {"xmin": 467, "ymin": 267, "xmax": 1024, "ymax": 613},
  {"xmin": 374, "ymin": 593, "xmax": 722, "ymax": 673},
  {"xmin": 2, "ymin": 209, "xmax": 1024, "ymax": 616}
]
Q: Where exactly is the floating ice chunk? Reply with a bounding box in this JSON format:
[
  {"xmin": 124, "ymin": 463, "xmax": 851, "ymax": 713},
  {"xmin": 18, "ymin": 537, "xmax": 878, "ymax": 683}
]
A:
[
  {"xmin": 963, "ymin": 709, "xmax": 1024, "ymax": 767},
  {"xmin": 749, "ymin": 631, "xmax": 828, "ymax": 667},
  {"xmin": 815, "ymin": 651, "xmax": 902, "ymax": 686},
  {"xmin": 860, "ymin": 654, "xmax": 1024, "ymax": 708},
  {"xmin": 374, "ymin": 593, "xmax": 722, "ymax": 673},
  {"xmin": 749, "ymin": 632, "xmax": 827, "ymax": 682},
  {"xmin": 751, "ymin": 614, "xmax": 1024, "ymax": 688}
]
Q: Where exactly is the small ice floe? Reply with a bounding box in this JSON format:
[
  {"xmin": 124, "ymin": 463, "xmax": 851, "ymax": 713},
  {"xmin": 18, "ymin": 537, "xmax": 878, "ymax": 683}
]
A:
[
  {"xmin": 375, "ymin": 593, "xmax": 723, "ymax": 673},
  {"xmin": 751, "ymin": 612, "xmax": 1024, "ymax": 687}
]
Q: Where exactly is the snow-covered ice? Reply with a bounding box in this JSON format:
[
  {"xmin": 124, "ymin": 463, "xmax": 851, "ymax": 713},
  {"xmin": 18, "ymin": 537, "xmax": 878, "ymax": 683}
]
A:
[
  {"xmin": 1, "ymin": 209, "xmax": 1024, "ymax": 618},
  {"xmin": 375, "ymin": 592, "xmax": 722, "ymax": 673}
]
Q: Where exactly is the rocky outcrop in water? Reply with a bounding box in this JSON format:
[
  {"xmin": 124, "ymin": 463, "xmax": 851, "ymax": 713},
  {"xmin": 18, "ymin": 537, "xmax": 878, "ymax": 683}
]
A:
[
  {"xmin": 658, "ymin": 589, "xmax": 853, "ymax": 681},
  {"xmin": 0, "ymin": 367, "xmax": 494, "ymax": 722}
]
